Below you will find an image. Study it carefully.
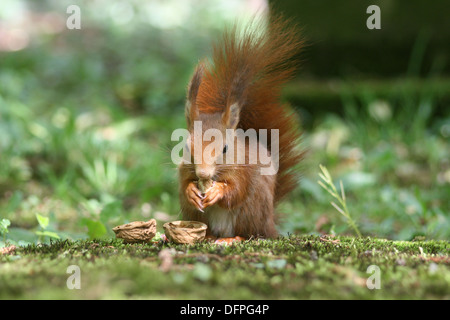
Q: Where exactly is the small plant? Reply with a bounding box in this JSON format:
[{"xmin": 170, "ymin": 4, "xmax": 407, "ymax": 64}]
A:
[
  {"xmin": 0, "ymin": 219, "xmax": 11, "ymax": 243},
  {"xmin": 35, "ymin": 213, "xmax": 60, "ymax": 242},
  {"xmin": 318, "ymin": 164, "xmax": 362, "ymax": 237}
]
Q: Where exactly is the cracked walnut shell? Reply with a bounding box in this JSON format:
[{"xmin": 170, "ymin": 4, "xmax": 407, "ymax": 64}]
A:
[{"xmin": 113, "ymin": 219, "xmax": 157, "ymax": 243}]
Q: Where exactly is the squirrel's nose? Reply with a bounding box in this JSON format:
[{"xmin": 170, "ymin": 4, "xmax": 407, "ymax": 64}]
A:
[{"xmin": 196, "ymin": 168, "xmax": 213, "ymax": 180}]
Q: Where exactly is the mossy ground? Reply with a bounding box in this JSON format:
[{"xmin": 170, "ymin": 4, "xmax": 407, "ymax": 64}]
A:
[{"xmin": 1, "ymin": 235, "xmax": 448, "ymax": 300}]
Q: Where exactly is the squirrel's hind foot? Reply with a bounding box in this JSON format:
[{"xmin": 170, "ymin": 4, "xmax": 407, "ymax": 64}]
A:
[{"xmin": 205, "ymin": 235, "xmax": 246, "ymax": 245}]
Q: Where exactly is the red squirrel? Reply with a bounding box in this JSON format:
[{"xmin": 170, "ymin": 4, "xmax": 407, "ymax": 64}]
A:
[{"xmin": 178, "ymin": 14, "xmax": 304, "ymax": 240}]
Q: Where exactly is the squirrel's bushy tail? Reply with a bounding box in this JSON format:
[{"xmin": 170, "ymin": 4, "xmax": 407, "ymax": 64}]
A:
[{"xmin": 196, "ymin": 13, "xmax": 304, "ymax": 203}]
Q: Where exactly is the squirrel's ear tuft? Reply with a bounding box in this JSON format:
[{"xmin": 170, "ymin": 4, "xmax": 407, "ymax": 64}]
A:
[
  {"xmin": 223, "ymin": 102, "xmax": 240, "ymax": 129},
  {"xmin": 185, "ymin": 101, "xmax": 198, "ymax": 128},
  {"xmin": 187, "ymin": 62, "xmax": 204, "ymax": 103},
  {"xmin": 186, "ymin": 63, "xmax": 205, "ymax": 127}
]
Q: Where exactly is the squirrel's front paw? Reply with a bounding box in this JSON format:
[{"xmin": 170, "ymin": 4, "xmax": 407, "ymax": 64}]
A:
[
  {"xmin": 186, "ymin": 182, "xmax": 205, "ymax": 212},
  {"xmin": 202, "ymin": 181, "xmax": 225, "ymax": 209}
]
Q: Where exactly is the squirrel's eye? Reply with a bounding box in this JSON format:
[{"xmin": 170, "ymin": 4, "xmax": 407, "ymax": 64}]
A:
[{"xmin": 222, "ymin": 144, "xmax": 228, "ymax": 154}]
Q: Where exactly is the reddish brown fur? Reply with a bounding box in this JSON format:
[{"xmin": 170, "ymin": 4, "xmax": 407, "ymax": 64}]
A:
[
  {"xmin": 195, "ymin": 15, "xmax": 304, "ymax": 202},
  {"xmin": 178, "ymin": 13, "xmax": 304, "ymax": 238}
]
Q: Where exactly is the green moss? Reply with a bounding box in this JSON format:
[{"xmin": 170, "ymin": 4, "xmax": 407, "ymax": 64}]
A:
[{"xmin": 1, "ymin": 235, "xmax": 448, "ymax": 299}]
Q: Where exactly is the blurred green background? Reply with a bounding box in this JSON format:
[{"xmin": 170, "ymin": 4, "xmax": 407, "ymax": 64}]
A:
[{"xmin": 0, "ymin": 0, "xmax": 449, "ymax": 245}]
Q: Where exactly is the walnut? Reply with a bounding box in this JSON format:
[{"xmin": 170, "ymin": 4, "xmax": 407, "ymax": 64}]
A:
[
  {"xmin": 163, "ymin": 220, "xmax": 207, "ymax": 245},
  {"xmin": 197, "ymin": 179, "xmax": 214, "ymax": 193},
  {"xmin": 113, "ymin": 219, "xmax": 157, "ymax": 243}
]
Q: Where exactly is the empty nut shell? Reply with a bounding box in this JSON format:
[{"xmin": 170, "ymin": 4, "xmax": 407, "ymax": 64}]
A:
[
  {"xmin": 163, "ymin": 220, "xmax": 207, "ymax": 244},
  {"xmin": 113, "ymin": 219, "xmax": 157, "ymax": 243}
]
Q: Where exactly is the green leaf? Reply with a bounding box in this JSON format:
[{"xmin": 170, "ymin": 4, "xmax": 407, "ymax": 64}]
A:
[
  {"xmin": 35, "ymin": 230, "xmax": 60, "ymax": 239},
  {"xmin": 35, "ymin": 213, "xmax": 49, "ymax": 230},
  {"xmin": 100, "ymin": 200, "xmax": 123, "ymax": 224},
  {"xmin": 0, "ymin": 219, "xmax": 11, "ymax": 234},
  {"xmin": 82, "ymin": 218, "xmax": 107, "ymax": 239}
]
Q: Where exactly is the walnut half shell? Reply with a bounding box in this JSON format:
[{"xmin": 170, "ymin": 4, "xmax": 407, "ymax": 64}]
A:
[
  {"xmin": 113, "ymin": 219, "xmax": 157, "ymax": 243},
  {"xmin": 163, "ymin": 220, "xmax": 207, "ymax": 245}
]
